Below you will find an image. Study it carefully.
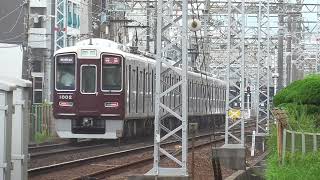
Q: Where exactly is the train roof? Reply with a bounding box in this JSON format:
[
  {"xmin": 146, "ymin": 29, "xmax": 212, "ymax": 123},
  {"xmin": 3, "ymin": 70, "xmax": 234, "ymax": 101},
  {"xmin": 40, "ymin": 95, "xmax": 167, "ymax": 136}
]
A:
[
  {"xmin": 54, "ymin": 38, "xmax": 226, "ymax": 86},
  {"xmin": 54, "ymin": 38, "xmax": 124, "ymax": 56}
]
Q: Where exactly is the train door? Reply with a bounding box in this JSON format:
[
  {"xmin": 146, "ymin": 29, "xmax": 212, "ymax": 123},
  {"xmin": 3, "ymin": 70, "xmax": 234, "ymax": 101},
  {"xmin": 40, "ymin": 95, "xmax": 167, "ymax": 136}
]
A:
[{"xmin": 77, "ymin": 61, "xmax": 99, "ymax": 115}]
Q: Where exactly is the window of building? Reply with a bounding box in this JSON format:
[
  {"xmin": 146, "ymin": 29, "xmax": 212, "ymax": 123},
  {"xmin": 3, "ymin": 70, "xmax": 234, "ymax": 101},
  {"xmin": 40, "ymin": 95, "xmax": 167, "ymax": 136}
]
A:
[
  {"xmin": 68, "ymin": 2, "xmax": 73, "ymax": 27},
  {"xmin": 33, "ymin": 76, "xmax": 43, "ymax": 104},
  {"xmin": 33, "ymin": 60, "xmax": 42, "ymax": 72}
]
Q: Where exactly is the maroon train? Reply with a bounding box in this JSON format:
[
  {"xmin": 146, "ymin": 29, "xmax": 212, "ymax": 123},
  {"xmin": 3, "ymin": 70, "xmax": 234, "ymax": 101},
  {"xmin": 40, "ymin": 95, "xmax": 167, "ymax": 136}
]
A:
[{"xmin": 53, "ymin": 39, "xmax": 226, "ymax": 139}]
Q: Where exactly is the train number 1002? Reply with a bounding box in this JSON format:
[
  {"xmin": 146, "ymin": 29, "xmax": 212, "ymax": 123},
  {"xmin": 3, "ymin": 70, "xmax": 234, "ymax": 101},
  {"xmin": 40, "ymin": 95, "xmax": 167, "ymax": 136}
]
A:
[{"xmin": 59, "ymin": 95, "xmax": 73, "ymax": 100}]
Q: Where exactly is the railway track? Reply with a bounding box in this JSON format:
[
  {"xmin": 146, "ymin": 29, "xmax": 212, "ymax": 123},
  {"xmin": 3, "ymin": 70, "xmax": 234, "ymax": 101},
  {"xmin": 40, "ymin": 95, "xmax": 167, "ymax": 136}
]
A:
[
  {"xmin": 29, "ymin": 121, "xmax": 254, "ymax": 159},
  {"xmin": 28, "ymin": 130, "xmax": 230, "ymax": 177},
  {"xmin": 29, "ymin": 126, "xmax": 226, "ymax": 159},
  {"xmin": 29, "ymin": 142, "xmax": 70, "ymax": 153},
  {"xmin": 72, "ymin": 134, "xmax": 227, "ymax": 180},
  {"xmin": 28, "ymin": 128, "xmax": 255, "ymax": 179},
  {"xmin": 29, "ymin": 140, "xmax": 114, "ymax": 158},
  {"xmin": 29, "ymin": 121, "xmax": 256, "ymax": 179}
]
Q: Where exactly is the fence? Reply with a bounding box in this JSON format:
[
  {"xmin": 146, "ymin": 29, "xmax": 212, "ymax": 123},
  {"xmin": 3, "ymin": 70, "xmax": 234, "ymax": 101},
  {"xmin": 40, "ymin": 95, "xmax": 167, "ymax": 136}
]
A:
[
  {"xmin": 30, "ymin": 104, "xmax": 53, "ymax": 142},
  {"xmin": 272, "ymin": 108, "xmax": 320, "ymax": 165},
  {"xmin": 282, "ymin": 129, "xmax": 320, "ymax": 164}
]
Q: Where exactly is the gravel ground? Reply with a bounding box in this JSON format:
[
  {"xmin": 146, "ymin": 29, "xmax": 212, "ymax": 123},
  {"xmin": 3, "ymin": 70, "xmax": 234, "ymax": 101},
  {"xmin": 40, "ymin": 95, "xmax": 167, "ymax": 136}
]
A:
[
  {"xmin": 104, "ymin": 127, "xmax": 258, "ymax": 180},
  {"xmin": 29, "ymin": 125, "xmax": 257, "ymax": 180},
  {"xmin": 29, "ymin": 135, "xmax": 224, "ymax": 180},
  {"xmin": 29, "ymin": 129, "xmax": 224, "ymax": 169},
  {"xmin": 104, "ymin": 141, "xmax": 236, "ymax": 180},
  {"xmin": 29, "ymin": 137, "xmax": 152, "ymax": 169}
]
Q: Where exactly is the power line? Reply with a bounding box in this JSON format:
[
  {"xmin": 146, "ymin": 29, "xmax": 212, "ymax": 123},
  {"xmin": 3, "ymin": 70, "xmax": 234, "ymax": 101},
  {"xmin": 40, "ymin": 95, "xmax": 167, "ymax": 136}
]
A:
[
  {"xmin": 4, "ymin": 5, "xmax": 24, "ymax": 33},
  {"xmin": 0, "ymin": 2, "xmax": 25, "ymax": 24},
  {"xmin": 0, "ymin": 33, "xmax": 24, "ymax": 43}
]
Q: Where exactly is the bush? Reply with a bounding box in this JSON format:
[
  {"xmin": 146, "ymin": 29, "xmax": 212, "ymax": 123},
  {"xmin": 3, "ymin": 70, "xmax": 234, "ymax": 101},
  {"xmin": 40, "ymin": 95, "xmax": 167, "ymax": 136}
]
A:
[
  {"xmin": 278, "ymin": 103, "xmax": 320, "ymax": 132},
  {"xmin": 274, "ymin": 74, "xmax": 320, "ymax": 106}
]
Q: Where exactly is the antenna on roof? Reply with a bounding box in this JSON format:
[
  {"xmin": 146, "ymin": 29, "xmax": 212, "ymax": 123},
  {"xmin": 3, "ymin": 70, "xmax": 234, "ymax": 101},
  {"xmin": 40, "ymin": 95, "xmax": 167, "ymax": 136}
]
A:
[
  {"xmin": 130, "ymin": 28, "xmax": 139, "ymax": 54},
  {"xmin": 89, "ymin": 32, "xmax": 93, "ymax": 45}
]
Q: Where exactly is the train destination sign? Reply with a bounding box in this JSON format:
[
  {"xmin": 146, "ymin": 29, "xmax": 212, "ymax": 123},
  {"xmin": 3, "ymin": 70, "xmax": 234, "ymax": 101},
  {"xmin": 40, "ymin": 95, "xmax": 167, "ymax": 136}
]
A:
[
  {"xmin": 103, "ymin": 56, "xmax": 121, "ymax": 64},
  {"xmin": 81, "ymin": 49, "xmax": 97, "ymax": 57},
  {"xmin": 58, "ymin": 56, "xmax": 74, "ymax": 64}
]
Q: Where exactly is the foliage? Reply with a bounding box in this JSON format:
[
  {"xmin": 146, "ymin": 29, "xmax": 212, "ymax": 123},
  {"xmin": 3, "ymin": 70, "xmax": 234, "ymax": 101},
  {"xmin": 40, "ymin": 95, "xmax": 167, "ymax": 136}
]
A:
[
  {"xmin": 266, "ymin": 151, "xmax": 320, "ymax": 180},
  {"xmin": 274, "ymin": 74, "xmax": 320, "ymax": 106},
  {"xmin": 278, "ymin": 103, "xmax": 320, "ymax": 132},
  {"xmin": 266, "ymin": 75, "xmax": 320, "ymax": 179},
  {"xmin": 35, "ymin": 130, "xmax": 52, "ymax": 144},
  {"xmin": 266, "ymin": 126, "xmax": 320, "ymax": 180}
]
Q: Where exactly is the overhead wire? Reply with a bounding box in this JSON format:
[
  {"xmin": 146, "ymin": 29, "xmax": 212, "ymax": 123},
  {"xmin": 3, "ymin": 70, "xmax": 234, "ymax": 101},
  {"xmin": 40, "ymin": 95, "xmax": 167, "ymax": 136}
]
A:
[
  {"xmin": 0, "ymin": 2, "xmax": 25, "ymax": 24},
  {"xmin": 0, "ymin": 33, "xmax": 24, "ymax": 43},
  {"xmin": 4, "ymin": 5, "xmax": 24, "ymax": 33}
]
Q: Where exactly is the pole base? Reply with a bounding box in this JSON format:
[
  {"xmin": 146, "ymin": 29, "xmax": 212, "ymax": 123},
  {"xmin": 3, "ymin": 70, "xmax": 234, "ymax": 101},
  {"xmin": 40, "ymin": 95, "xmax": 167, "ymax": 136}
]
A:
[
  {"xmin": 128, "ymin": 175, "xmax": 190, "ymax": 180},
  {"xmin": 213, "ymin": 144, "xmax": 246, "ymax": 170}
]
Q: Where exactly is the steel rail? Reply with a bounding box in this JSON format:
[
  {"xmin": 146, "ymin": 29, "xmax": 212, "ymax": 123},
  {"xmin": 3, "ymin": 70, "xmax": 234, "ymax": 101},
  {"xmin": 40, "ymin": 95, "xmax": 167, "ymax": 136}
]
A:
[{"xmin": 28, "ymin": 122, "xmax": 255, "ymax": 178}]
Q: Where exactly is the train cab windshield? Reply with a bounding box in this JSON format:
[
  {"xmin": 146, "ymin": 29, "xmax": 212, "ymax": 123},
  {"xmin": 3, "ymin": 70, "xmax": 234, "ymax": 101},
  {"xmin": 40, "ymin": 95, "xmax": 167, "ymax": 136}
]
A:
[
  {"xmin": 81, "ymin": 65, "xmax": 97, "ymax": 93},
  {"xmin": 101, "ymin": 55, "xmax": 122, "ymax": 91},
  {"xmin": 55, "ymin": 54, "xmax": 76, "ymax": 90}
]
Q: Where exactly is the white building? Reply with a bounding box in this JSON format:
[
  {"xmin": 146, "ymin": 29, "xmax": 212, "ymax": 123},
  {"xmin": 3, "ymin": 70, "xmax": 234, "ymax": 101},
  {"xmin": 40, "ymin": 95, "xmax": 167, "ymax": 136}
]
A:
[{"xmin": 29, "ymin": 0, "xmax": 88, "ymax": 104}]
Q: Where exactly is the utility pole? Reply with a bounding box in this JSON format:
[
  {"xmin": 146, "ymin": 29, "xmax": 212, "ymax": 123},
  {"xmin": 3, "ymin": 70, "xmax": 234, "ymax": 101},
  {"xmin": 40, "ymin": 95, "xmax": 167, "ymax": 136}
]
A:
[
  {"xmin": 55, "ymin": 0, "xmax": 67, "ymax": 51},
  {"xmin": 277, "ymin": 0, "xmax": 284, "ymax": 91},
  {"xmin": 146, "ymin": 0, "xmax": 150, "ymax": 52},
  {"xmin": 146, "ymin": 0, "xmax": 189, "ymax": 176},
  {"xmin": 22, "ymin": 0, "xmax": 31, "ymax": 80},
  {"xmin": 286, "ymin": 12, "xmax": 292, "ymax": 85}
]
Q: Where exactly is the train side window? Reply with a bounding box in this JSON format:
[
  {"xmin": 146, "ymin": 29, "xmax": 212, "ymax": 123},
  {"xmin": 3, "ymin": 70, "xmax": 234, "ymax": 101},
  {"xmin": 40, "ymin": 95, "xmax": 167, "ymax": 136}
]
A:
[
  {"xmin": 132, "ymin": 67, "xmax": 136, "ymax": 113},
  {"xmin": 128, "ymin": 65, "xmax": 131, "ymax": 113},
  {"xmin": 188, "ymin": 81, "xmax": 191, "ymax": 111},
  {"xmin": 136, "ymin": 67, "xmax": 139, "ymax": 113},
  {"xmin": 195, "ymin": 83, "xmax": 198, "ymax": 112},
  {"xmin": 142, "ymin": 69, "xmax": 145, "ymax": 113},
  {"xmin": 80, "ymin": 65, "xmax": 97, "ymax": 94},
  {"xmin": 151, "ymin": 70, "xmax": 154, "ymax": 112}
]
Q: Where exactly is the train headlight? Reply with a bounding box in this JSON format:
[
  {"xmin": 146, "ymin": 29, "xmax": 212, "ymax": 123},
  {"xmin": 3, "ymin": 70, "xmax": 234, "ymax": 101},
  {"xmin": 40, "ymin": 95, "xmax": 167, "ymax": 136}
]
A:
[
  {"xmin": 104, "ymin": 102, "xmax": 119, "ymax": 108},
  {"xmin": 59, "ymin": 101, "xmax": 74, "ymax": 107},
  {"xmin": 82, "ymin": 117, "xmax": 93, "ymax": 127}
]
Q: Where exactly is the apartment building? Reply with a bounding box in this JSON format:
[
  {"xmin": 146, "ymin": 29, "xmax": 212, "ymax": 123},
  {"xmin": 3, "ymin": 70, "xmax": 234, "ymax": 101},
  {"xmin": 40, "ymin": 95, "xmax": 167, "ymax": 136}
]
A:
[{"xmin": 29, "ymin": 0, "xmax": 87, "ymax": 104}]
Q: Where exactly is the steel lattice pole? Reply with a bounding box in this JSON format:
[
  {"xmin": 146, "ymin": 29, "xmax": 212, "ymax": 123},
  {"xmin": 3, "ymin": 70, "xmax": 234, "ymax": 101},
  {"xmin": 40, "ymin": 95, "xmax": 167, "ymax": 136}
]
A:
[{"xmin": 146, "ymin": 0, "xmax": 189, "ymax": 176}]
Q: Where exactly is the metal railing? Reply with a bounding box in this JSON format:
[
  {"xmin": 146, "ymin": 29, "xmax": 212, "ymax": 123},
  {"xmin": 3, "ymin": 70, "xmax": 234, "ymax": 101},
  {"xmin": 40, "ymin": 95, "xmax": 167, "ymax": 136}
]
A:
[
  {"xmin": 30, "ymin": 104, "xmax": 53, "ymax": 142},
  {"xmin": 282, "ymin": 129, "xmax": 320, "ymax": 164}
]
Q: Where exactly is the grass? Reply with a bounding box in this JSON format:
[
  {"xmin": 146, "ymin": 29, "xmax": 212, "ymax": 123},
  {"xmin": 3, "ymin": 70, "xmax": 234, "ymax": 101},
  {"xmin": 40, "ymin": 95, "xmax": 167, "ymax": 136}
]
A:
[
  {"xmin": 35, "ymin": 130, "xmax": 52, "ymax": 144},
  {"xmin": 278, "ymin": 103, "xmax": 320, "ymax": 132},
  {"xmin": 266, "ymin": 151, "xmax": 320, "ymax": 180},
  {"xmin": 266, "ymin": 74, "xmax": 320, "ymax": 179},
  {"xmin": 266, "ymin": 126, "xmax": 320, "ymax": 180}
]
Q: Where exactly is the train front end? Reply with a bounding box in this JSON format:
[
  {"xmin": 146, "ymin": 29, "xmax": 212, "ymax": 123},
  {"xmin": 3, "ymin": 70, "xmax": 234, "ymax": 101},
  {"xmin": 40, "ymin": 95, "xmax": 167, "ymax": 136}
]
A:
[{"xmin": 53, "ymin": 45, "xmax": 125, "ymax": 139}]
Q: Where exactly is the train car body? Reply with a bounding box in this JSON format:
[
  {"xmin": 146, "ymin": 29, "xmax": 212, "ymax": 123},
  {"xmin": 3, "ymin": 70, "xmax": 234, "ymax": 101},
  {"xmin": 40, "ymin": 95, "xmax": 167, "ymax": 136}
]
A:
[{"xmin": 53, "ymin": 38, "xmax": 226, "ymax": 139}]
